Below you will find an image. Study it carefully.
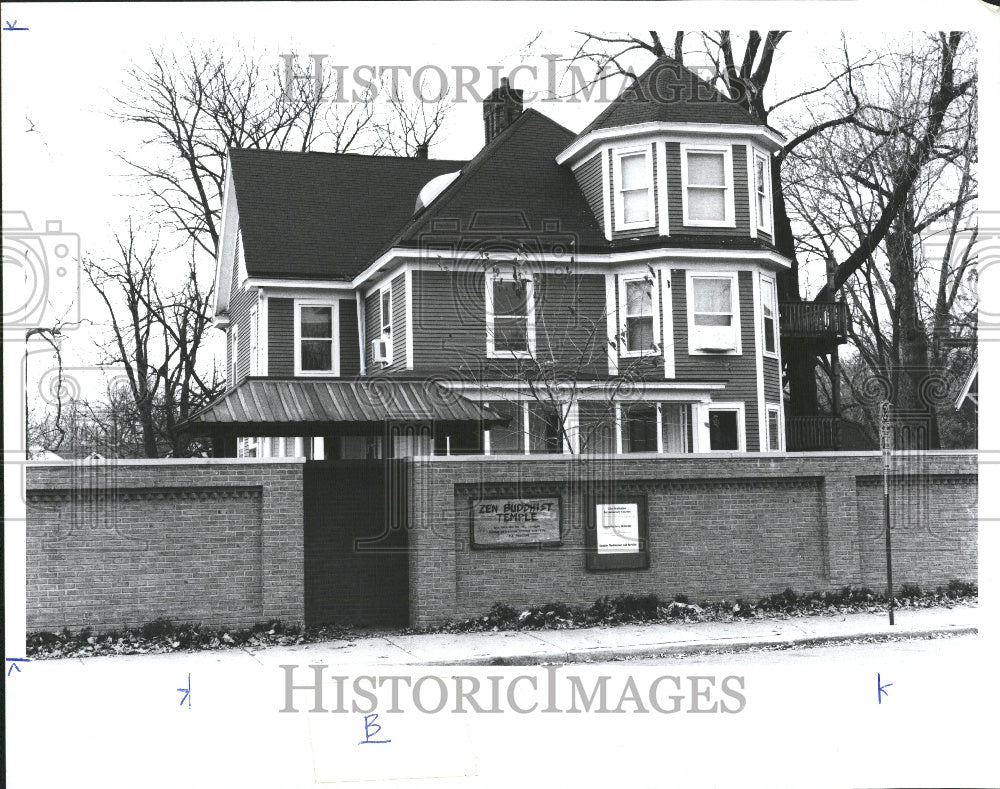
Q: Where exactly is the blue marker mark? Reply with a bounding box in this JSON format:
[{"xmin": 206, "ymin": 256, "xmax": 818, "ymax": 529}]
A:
[
  {"xmin": 877, "ymin": 673, "xmax": 892, "ymax": 704},
  {"xmin": 6, "ymin": 658, "xmax": 30, "ymax": 676},
  {"xmin": 177, "ymin": 673, "xmax": 191, "ymax": 708},
  {"xmin": 3, "ymin": 20, "xmax": 29, "ymax": 31},
  {"xmin": 358, "ymin": 713, "xmax": 390, "ymax": 745}
]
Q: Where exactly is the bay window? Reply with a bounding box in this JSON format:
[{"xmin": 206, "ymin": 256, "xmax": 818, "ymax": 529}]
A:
[
  {"xmin": 681, "ymin": 145, "xmax": 734, "ymax": 227},
  {"xmin": 761, "ymin": 275, "xmax": 777, "ymax": 356},
  {"xmin": 618, "ymin": 273, "xmax": 660, "ymax": 356},
  {"xmin": 688, "ymin": 273, "xmax": 741, "ymax": 354},
  {"xmin": 613, "ymin": 145, "xmax": 655, "ymax": 230},
  {"xmin": 754, "ymin": 151, "xmax": 772, "ymax": 233}
]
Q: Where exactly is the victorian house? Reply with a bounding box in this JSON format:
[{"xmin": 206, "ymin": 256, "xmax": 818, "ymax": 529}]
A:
[{"xmin": 186, "ymin": 58, "xmax": 847, "ymax": 457}]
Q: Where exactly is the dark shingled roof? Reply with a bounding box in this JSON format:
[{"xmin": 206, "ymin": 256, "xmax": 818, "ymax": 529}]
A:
[
  {"xmin": 579, "ymin": 57, "xmax": 761, "ymax": 135},
  {"xmin": 377, "ymin": 108, "xmax": 608, "ymax": 257},
  {"xmin": 229, "ymin": 149, "xmax": 466, "ymax": 280}
]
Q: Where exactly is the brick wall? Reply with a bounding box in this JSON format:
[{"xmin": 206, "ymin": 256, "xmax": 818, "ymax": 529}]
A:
[
  {"xmin": 407, "ymin": 452, "xmax": 977, "ymax": 626},
  {"xmin": 26, "ymin": 459, "xmax": 304, "ymax": 632}
]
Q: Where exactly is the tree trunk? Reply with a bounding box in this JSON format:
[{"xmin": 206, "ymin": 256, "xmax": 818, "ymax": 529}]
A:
[{"xmin": 886, "ymin": 202, "xmax": 939, "ymax": 449}]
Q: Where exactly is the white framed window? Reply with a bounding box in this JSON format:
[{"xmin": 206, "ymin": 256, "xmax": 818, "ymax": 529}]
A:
[
  {"xmin": 753, "ymin": 151, "xmax": 773, "ymax": 233},
  {"xmin": 617, "ymin": 273, "xmax": 661, "ymax": 357},
  {"xmin": 486, "ymin": 271, "xmax": 535, "ymax": 358},
  {"xmin": 700, "ymin": 402, "xmax": 746, "ymax": 452},
  {"xmin": 294, "ymin": 300, "xmax": 340, "ymax": 375},
  {"xmin": 687, "ymin": 272, "xmax": 741, "ymax": 355},
  {"xmin": 680, "ymin": 144, "xmax": 735, "ymax": 227},
  {"xmin": 229, "ymin": 324, "xmax": 239, "ymax": 387},
  {"xmin": 766, "ymin": 404, "xmax": 782, "ymax": 451},
  {"xmin": 248, "ymin": 304, "xmax": 260, "ymax": 375},
  {"xmin": 378, "ymin": 286, "xmax": 393, "ymax": 366},
  {"xmin": 612, "ymin": 144, "xmax": 655, "ymax": 230},
  {"xmin": 761, "ymin": 275, "xmax": 778, "ymax": 357}
]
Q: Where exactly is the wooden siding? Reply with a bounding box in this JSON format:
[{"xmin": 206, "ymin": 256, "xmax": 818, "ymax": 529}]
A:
[
  {"xmin": 665, "ymin": 142, "xmax": 750, "ymax": 237},
  {"xmin": 764, "ymin": 356, "xmax": 781, "ymax": 402},
  {"xmin": 410, "ymin": 269, "xmax": 609, "ymax": 377},
  {"xmin": 609, "ymin": 144, "xmax": 660, "ymax": 241},
  {"xmin": 339, "ymin": 298, "xmax": 361, "ymax": 377},
  {"xmin": 364, "ymin": 290, "xmax": 380, "ymax": 370},
  {"xmin": 573, "ymin": 152, "xmax": 605, "ymax": 235},
  {"xmin": 672, "ymin": 269, "xmax": 760, "ymax": 451},
  {"xmin": 227, "ymin": 230, "xmax": 259, "ymax": 389},
  {"xmin": 388, "ymin": 273, "xmax": 407, "ymax": 372},
  {"xmin": 268, "ymin": 298, "xmax": 294, "ymax": 377}
]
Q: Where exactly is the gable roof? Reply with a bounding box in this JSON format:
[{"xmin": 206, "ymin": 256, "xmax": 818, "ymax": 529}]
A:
[
  {"xmin": 229, "ymin": 149, "xmax": 466, "ymax": 280},
  {"xmin": 579, "ymin": 57, "xmax": 761, "ymax": 136},
  {"xmin": 379, "ymin": 109, "xmax": 607, "ymax": 257}
]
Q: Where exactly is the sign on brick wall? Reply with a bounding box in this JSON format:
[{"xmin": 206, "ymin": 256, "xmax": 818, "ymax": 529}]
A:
[
  {"xmin": 586, "ymin": 493, "xmax": 649, "ymax": 570},
  {"xmin": 471, "ymin": 497, "xmax": 561, "ymax": 548}
]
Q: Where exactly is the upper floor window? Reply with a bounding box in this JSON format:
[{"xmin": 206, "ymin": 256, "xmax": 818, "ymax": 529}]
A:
[
  {"xmin": 754, "ymin": 151, "xmax": 772, "ymax": 233},
  {"xmin": 295, "ymin": 300, "xmax": 339, "ymax": 375},
  {"xmin": 486, "ymin": 272, "xmax": 535, "ymax": 358},
  {"xmin": 766, "ymin": 405, "xmax": 782, "ymax": 451},
  {"xmin": 229, "ymin": 324, "xmax": 239, "ymax": 387},
  {"xmin": 688, "ymin": 272, "xmax": 741, "ymax": 354},
  {"xmin": 681, "ymin": 145, "xmax": 735, "ymax": 227},
  {"xmin": 761, "ymin": 275, "xmax": 777, "ymax": 356},
  {"xmin": 248, "ymin": 304, "xmax": 261, "ymax": 375},
  {"xmin": 618, "ymin": 274, "xmax": 660, "ymax": 356},
  {"xmin": 377, "ymin": 287, "xmax": 393, "ymax": 365},
  {"xmin": 613, "ymin": 145, "xmax": 655, "ymax": 230}
]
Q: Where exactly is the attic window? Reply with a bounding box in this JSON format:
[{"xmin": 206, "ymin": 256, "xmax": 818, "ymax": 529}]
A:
[{"xmin": 414, "ymin": 171, "xmax": 462, "ymax": 213}]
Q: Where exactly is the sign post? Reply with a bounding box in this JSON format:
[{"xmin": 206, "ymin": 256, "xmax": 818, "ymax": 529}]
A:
[{"xmin": 880, "ymin": 401, "xmax": 895, "ymax": 626}]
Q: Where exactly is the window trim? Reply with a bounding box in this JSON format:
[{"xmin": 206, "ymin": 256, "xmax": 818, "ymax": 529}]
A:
[
  {"xmin": 485, "ymin": 270, "xmax": 536, "ymax": 359},
  {"xmin": 612, "ymin": 144, "xmax": 656, "ymax": 231},
  {"xmin": 293, "ymin": 298, "xmax": 340, "ymax": 376},
  {"xmin": 617, "ymin": 272, "xmax": 661, "ymax": 358},
  {"xmin": 248, "ymin": 304, "xmax": 260, "ymax": 375},
  {"xmin": 760, "ymin": 274, "xmax": 778, "ymax": 358},
  {"xmin": 753, "ymin": 150, "xmax": 773, "ymax": 234},
  {"xmin": 680, "ymin": 144, "xmax": 736, "ymax": 228},
  {"xmin": 702, "ymin": 401, "xmax": 747, "ymax": 453},
  {"xmin": 229, "ymin": 324, "xmax": 239, "ymax": 388},
  {"xmin": 766, "ymin": 403, "xmax": 783, "ymax": 452},
  {"xmin": 686, "ymin": 271, "xmax": 742, "ymax": 356},
  {"xmin": 379, "ymin": 285, "xmax": 393, "ymax": 366}
]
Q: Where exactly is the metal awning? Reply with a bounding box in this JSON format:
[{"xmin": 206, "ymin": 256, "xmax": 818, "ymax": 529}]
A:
[{"xmin": 181, "ymin": 378, "xmax": 505, "ymax": 437}]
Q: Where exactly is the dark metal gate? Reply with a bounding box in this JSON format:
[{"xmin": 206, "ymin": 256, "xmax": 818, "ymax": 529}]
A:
[{"xmin": 303, "ymin": 459, "xmax": 409, "ymax": 627}]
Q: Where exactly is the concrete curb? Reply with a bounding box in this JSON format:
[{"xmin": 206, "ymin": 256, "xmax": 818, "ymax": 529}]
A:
[{"xmin": 420, "ymin": 625, "xmax": 979, "ymax": 666}]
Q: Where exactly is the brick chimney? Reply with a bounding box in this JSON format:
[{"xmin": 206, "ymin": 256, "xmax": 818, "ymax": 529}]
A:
[{"xmin": 483, "ymin": 77, "xmax": 523, "ymax": 144}]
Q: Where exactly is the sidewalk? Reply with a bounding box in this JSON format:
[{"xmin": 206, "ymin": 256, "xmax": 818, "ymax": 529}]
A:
[{"xmin": 233, "ymin": 603, "xmax": 979, "ymax": 667}]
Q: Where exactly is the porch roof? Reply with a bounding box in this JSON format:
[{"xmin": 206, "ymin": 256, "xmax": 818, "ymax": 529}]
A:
[{"xmin": 182, "ymin": 378, "xmax": 505, "ymax": 436}]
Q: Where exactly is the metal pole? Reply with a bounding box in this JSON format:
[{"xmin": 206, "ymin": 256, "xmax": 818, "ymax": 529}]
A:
[{"xmin": 880, "ymin": 401, "xmax": 894, "ymax": 625}]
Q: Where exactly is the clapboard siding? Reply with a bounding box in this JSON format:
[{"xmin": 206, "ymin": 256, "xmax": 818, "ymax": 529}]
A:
[
  {"xmin": 764, "ymin": 355, "xmax": 781, "ymax": 402},
  {"xmin": 388, "ymin": 273, "xmax": 407, "ymax": 372},
  {"xmin": 573, "ymin": 152, "xmax": 605, "ymax": 235},
  {"xmin": 364, "ymin": 290, "xmax": 381, "ymax": 370},
  {"xmin": 610, "ymin": 144, "xmax": 660, "ymax": 241},
  {"xmin": 666, "ymin": 142, "xmax": 750, "ymax": 237},
  {"xmin": 268, "ymin": 298, "xmax": 294, "ymax": 377},
  {"xmin": 227, "ymin": 231, "xmax": 259, "ymax": 388},
  {"xmin": 411, "ymin": 269, "xmax": 610, "ymax": 377},
  {"xmin": 339, "ymin": 298, "xmax": 361, "ymax": 377},
  {"xmin": 672, "ymin": 269, "xmax": 760, "ymax": 451},
  {"xmin": 535, "ymin": 272, "xmax": 608, "ymax": 377}
]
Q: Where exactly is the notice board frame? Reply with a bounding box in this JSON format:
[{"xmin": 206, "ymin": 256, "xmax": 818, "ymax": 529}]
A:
[{"xmin": 584, "ymin": 490, "xmax": 650, "ymax": 570}]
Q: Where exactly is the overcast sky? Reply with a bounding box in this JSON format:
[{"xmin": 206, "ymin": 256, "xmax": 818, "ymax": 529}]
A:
[{"xmin": 2, "ymin": 0, "xmax": 997, "ymax": 409}]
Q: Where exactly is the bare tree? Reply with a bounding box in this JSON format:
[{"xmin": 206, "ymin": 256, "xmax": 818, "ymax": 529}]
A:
[
  {"xmin": 565, "ymin": 31, "xmax": 975, "ymax": 425},
  {"xmin": 83, "ymin": 224, "xmax": 223, "ymax": 457}
]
